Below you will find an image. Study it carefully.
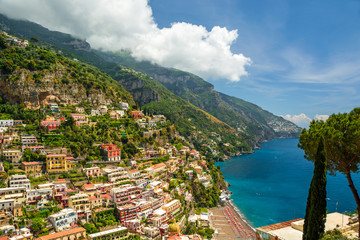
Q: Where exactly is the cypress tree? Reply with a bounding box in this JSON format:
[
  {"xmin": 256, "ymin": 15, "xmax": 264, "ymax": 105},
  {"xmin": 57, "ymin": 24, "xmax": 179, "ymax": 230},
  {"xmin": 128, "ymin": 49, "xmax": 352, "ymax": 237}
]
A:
[{"xmin": 303, "ymin": 137, "xmax": 327, "ymax": 240}]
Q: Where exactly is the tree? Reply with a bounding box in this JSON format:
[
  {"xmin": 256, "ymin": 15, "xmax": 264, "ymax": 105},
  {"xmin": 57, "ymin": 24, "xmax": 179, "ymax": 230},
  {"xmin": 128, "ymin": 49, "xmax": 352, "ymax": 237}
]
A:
[
  {"xmin": 0, "ymin": 36, "xmax": 7, "ymax": 49},
  {"xmin": 321, "ymin": 229, "xmax": 349, "ymax": 240},
  {"xmin": 303, "ymin": 137, "xmax": 327, "ymax": 240},
  {"xmin": 31, "ymin": 217, "xmax": 45, "ymax": 233},
  {"xmin": 22, "ymin": 148, "xmax": 39, "ymax": 162},
  {"xmin": 299, "ymin": 108, "xmax": 360, "ymax": 237}
]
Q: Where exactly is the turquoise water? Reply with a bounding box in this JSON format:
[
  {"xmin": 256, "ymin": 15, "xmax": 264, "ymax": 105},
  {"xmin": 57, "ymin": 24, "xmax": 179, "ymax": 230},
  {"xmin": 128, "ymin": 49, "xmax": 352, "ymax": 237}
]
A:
[{"xmin": 216, "ymin": 138, "xmax": 359, "ymax": 228}]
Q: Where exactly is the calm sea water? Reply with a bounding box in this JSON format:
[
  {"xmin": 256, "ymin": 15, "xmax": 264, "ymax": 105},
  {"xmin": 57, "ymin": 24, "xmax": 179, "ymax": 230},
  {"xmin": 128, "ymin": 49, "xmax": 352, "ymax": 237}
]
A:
[{"xmin": 215, "ymin": 138, "xmax": 360, "ymax": 228}]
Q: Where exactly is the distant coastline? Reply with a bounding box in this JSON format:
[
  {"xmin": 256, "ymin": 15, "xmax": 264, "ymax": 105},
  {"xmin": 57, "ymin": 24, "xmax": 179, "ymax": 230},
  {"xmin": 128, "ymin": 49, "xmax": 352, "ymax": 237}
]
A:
[{"xmin": 217, "ymin": 138, "xmax": 359, "ymax": 228}]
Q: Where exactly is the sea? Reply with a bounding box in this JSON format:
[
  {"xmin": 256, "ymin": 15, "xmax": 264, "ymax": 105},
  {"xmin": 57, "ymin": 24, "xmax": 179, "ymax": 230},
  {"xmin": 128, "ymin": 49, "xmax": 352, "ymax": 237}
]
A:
[{"xmin": 215, "ymin": 138, "xmax": 360, "ymax": 228}]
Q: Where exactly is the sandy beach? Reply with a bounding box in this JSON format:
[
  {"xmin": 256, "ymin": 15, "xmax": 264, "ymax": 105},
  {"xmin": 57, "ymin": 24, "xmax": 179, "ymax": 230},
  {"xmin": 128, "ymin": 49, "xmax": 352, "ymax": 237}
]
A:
[{"xmin": 209, "ymin": 201, "xmax": 256, "ymax": 240}]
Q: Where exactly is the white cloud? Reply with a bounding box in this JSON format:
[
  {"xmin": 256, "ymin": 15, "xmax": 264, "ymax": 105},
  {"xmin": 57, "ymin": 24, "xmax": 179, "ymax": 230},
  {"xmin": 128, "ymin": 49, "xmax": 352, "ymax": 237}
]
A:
[
  {"xmin": 0, "ymin": 0, "xmax": 251, "ymax": 81},
  {"xmin": 281, "ymin": 113, "xmax": 312, "ymax": 129},
  {"xmin": 314, "ymin": 114, "xmax": 329, "ymax": 121},
  {"xmin": 281, "ymin": 113, "xmax": 329, "ymax": 128}
]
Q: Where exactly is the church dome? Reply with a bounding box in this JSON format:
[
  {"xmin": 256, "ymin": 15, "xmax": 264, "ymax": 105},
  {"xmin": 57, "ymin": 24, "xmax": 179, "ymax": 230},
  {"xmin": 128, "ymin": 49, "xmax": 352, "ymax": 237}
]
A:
[{"xmin": 168, "ymin": 222, "xmax": 180, "ymax": 234}]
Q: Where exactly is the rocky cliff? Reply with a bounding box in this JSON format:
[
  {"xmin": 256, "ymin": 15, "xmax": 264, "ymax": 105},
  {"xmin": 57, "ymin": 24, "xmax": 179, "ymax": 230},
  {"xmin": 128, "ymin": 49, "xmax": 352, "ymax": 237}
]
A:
[
  {"xmin": 0, "ymin": 37, "xmax": 134, "ymax": 108},
  {"xmin": 0, "ymin": 69, "xmax": 108, "ymax": 109}
]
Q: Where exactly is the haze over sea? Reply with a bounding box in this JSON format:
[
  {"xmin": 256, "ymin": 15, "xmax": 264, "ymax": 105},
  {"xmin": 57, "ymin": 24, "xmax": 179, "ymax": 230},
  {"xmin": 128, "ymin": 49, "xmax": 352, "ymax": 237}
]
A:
[{"xmin": 216, "ymin": 138, "xmax": 360, "ymax": 228}]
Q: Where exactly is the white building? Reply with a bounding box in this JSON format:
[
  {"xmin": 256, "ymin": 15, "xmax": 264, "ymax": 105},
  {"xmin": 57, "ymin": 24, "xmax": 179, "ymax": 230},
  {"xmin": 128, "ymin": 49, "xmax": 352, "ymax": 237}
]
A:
[
  {"xmin": 49, "ymin": 208, "xmax": 78, "ymax": 232},
  {"xmin": 108, "ymin": 170, "xmax": 129, "ymax": 183},
  {"xmin": 2, "ymin": 150, "xmax": 22, "ymax": 163},
  {"xmin": 8, "ymin": 175, "xmax": 31, "ymax": 189},
  {"xmin": 83, "ymin": 167, "xmax": 102, "ymax": 178},
  {"xmin": 119, "ymin": 102, "xmax": 129, "ymax": 110},
  {"xmin": 91, "ymin": 109, "xmax": 100, "ymax": 116},
  {"xmin": 0, "ymin": 120, "xmax": 13, "ymax": 127},
  {"xmin": 21, "ymin": 136, "xmax": 38, "ymax": 146},
  {"xmin": 0, "ymin": 199, "xmax": 14, "ymax": 212},
  {"xmin": 128, "ymin": 169, "xmax": 141, "ymax": 179}
]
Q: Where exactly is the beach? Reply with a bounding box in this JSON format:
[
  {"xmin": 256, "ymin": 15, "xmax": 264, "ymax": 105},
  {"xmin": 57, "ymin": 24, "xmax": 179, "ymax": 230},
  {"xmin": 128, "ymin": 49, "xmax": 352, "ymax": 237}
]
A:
[{"xmin": 209, "ymin": 200, "xmax": 256, "ymax": 240}]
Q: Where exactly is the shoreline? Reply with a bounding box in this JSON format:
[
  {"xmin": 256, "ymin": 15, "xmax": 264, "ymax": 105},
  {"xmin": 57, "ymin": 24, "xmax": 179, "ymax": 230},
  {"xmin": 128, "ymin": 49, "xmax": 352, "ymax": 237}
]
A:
[
  {"xmin": 209, "ymin": 200, "xmax": 256, "ymax": 240},
  {"xmin": 227, "ymin": 199, "xmax": 256, "ymax": 232}
]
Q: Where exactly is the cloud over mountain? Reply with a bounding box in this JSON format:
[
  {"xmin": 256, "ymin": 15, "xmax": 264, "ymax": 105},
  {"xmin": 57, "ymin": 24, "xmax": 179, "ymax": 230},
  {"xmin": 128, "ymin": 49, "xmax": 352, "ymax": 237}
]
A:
[
  {"xmin": 281, "ymin": 113, "xmax": 329, "ymax": 128},
  {"xmin": 0, "ymin": 0, "xmax": 251, "ymax": 81}
]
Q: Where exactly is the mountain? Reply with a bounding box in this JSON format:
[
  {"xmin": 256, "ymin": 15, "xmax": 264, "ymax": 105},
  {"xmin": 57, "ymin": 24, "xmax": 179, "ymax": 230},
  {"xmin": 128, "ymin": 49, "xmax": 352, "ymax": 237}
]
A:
[
  {"xmin": 0, "ymin": 25, "xmax": 252, "ymax": 160},
  {"xmin": 96, "ymin": 51, "xmax": 301, "ymax": 143},
  {"xmin": 0, "ymin": 35, "xmax": 133, "ymax": 108},
  {"xmin": 0, "ymin": 13, "xmax": 301, "ymax": 154}
]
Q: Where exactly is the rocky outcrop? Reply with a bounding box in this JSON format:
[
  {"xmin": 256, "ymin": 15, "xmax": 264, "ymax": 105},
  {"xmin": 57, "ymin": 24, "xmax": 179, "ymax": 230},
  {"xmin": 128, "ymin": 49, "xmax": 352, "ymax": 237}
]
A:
[
  {"xmin": 116, "ymin": 73, "xmax": 160, "ymax": 106},
  {"xmin": 0, "ymin": 70, "xmax": 108, "ymax": 109},
  {"xmin": 63, "ymin": 39, "xmax": 91, "ymax": 51}
]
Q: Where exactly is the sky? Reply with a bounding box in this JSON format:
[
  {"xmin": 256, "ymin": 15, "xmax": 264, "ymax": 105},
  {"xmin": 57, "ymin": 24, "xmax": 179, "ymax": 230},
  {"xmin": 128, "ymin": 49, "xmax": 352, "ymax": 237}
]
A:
[{"xmin": 0, "ymin": 0, "xmax": 359, "ymax": 128}]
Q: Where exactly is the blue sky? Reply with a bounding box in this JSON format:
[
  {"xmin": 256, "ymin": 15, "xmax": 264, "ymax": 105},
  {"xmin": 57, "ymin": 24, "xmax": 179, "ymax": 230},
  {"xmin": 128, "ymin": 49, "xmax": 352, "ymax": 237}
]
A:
[
  {"xmin": 1, "ymin": 0, "xmax": 359, "ymax": 127},
  {"xmin": 149, "ymin": 0, "xmax": 360, "ymax": 119}
]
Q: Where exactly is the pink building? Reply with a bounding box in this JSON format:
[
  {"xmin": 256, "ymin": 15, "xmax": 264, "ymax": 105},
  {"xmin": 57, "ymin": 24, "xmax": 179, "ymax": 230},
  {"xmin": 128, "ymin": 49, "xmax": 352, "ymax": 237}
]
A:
[
  {"xmin": 117, "ymin": 203, "xmax": 139, "ymax": 223},
  {"xmin": 110, "ymin": 184, "xmax": 141, "ymax": 206},
  {"xmin": 83, "ymin": 167, "xmax": 101, "ymax": 177},
  {"xmin": 40, "ymin": 121, "xmax": 61, "ymax": 131},
  {"xmin": 101, "ymin": 144, "xmax": 121, "ymax": 161},
  {"xmin": 69, "ymin": 113, "xmax": 88, "ymax": 126}
]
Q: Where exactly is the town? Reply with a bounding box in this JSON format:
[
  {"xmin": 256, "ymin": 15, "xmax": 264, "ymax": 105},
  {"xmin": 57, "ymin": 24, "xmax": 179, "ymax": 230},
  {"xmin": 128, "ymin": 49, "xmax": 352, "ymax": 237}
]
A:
[{"xmin": 0, "ymin": 98, "xmax": 220, "ymax": 240}]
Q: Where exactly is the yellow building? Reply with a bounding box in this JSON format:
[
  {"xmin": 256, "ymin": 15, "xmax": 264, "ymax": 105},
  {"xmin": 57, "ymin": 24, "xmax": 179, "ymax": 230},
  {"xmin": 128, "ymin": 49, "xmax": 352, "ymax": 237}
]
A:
[
  {"xmin": 162, "ymin": 199, "xmax": 181, "ymax": 218},
  {"xmin": 46, "ymin": 154, "xmax": 75, "ymax": 173},
  {"xmin": 69, "ymin": 193, "xmax": 90, "ymax": 213}
]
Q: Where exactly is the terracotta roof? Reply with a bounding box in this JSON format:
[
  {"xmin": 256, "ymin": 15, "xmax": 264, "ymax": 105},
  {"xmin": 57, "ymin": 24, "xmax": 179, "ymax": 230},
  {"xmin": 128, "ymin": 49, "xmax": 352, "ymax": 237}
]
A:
[
  {"xmin": 23, "ymin": 146, "xmax": 44, "ymax": 149},
  {"xmin": 22, "ymin": 161, "xmax": 41, "ymax": 165},
  {"xmin": 129, "ymin": 169, "xmax": 139, "ymax": 173},
  {"xmin": 152, "ymin": 162, "xmax": 166, "ymax": 169},
  {"xmin": 88, "ymin": 196, "xmax": 97, "ymax": 200},
  {"xmin": 101, "ymin": 194, "xmax": 111, "ymax": 199},
  {"xmin": 167, "ymin": 236, "xmax": 182, "ymax": 240},
  {"xmin": 83, "ymin": 184, "xmax": 95, "ymax": 189},
  {"xmin": 257, "ymin": 218, "xmax": 303, "ymax": 232},
  {"xmin": 35, "ymin": 227, "xmax": 85, "ymax": 240},
  {"xmin": 0, "ymin": 236, "xmax": 9, "ymax": 240},
  {"xmin": 54, "ymin": 179, "xmax": 66, "ymax": 183}
]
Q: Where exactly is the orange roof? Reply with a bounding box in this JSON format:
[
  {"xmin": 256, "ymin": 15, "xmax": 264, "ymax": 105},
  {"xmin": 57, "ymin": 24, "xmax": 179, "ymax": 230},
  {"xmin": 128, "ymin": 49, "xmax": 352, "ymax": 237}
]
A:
[
  {"xmin": 47, "ymin": 154, "xmax": 66, "ymax": 157},
  {"xmin": 0, "ymin": 236, "xmax": 9, "ymax": 240},
  {"xmin": 152, "ymin": 162, "xmax": 166, "ymax": 169},
  {"xmin": 82, "ymin": 184, "xmax": 95, "ymax": 189},
  {"xmin": 54, "ymin": 179, "xmax": 66, "ymax": 183},
  {"xmin": 257, "ymin": 218, "xmax": 303, "ymax": 232},
  {"xmin": 22, "ymin": 161, "xmax": 41, "ymax": 165},
  {"xmin": 167, "ymin": 236, "xmax": 182, "ymax": 240},
  {"xmin": 35, "ymin": 227, "xmax": 85, "ymax": 240},
  {"xmin": 24, "ymin": 146, "xmax": 44, "ymax": 149},
  {"xmin": 129, "ymin": 169, "xmax": 139, "ymax": 173},
  {"xmin": 88, "ymin": 196, "xmax": 97, "ymax": 200},
  {"xmin": 101, "ymin": 194, "xmax": 111, "ymax": 199}
]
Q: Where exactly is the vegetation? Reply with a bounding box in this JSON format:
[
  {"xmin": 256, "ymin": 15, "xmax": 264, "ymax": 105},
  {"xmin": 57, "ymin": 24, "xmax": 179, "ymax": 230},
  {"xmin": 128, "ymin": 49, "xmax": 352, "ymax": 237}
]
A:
[
  {"xmin": 299, "ymin": 108, "xmax": 360, "ymax": 237},
  {"xmin": 303, "ymin": 137, "xmax": 327, "ymax": 240},
  {"xmin": 321, "ymin": 229, "xmax": 349, "ymax": 240},
  {"xmin": 0, "ymin": 35, "xmax": 133, "ymax": 105},
  {"xmin": 0, "ymin": 14, "xmax": 301, "ymax": 160}
]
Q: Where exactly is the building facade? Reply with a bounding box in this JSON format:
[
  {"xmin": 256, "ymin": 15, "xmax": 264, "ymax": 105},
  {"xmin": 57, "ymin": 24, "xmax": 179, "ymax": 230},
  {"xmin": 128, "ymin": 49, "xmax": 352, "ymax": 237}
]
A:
[
  {"xmin": 2, "ymin": 150, "xmax": 22, "ymax": 163},
  {"xmin": 21, "ymin": 162, "xmax": 44, "ymax": 176},
  {"xmin": 101, "ymin": 144, "xmax": 121, "ymax": 161},
  {"xmin": 46, "ymin": 154, "xmax": 75, "ymax": 173},
  {"xmin": 8, "ymin": 175, "xmax": 31, "ymax": 190},
  {"xmin": 49, "ymin": 208, "xmax": 78, "ymax": 232}
]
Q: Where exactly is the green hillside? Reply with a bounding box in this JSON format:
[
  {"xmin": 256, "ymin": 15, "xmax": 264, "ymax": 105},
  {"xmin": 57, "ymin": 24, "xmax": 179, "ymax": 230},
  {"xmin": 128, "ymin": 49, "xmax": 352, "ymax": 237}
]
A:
[
  {"xmin": 96, "ymin": 50, "xmax": 301, "ymax": 142},
  {"xmin": 0, "ymin": 13, "xmax": 300, "ymax": 156},
  {"xmin": 0, "ymin": 33, "xmax": 134, "ymax": 107}
]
